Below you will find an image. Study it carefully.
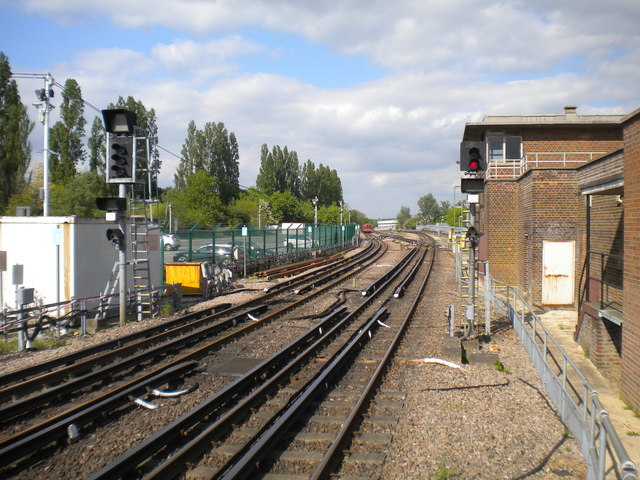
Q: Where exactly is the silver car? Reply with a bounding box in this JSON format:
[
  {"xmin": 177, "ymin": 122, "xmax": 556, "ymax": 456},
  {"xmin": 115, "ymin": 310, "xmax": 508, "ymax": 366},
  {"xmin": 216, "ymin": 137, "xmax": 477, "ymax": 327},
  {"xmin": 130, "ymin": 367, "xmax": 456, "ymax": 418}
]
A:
[{"xmin": 162, "ymin": 233, "xmax": 181, "ymax": 251}]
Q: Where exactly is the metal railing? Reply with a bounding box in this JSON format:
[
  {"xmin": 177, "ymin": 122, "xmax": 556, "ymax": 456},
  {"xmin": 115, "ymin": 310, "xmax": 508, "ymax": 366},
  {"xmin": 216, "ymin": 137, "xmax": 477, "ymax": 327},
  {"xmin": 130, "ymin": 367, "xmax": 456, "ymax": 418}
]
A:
[
  {"xmin": 487, "ymin": 151, "xmax": 608, "ymax": 179},
  {"xmin": 484, "ymin": 274, "xmax": 637, "ymax": 480}
]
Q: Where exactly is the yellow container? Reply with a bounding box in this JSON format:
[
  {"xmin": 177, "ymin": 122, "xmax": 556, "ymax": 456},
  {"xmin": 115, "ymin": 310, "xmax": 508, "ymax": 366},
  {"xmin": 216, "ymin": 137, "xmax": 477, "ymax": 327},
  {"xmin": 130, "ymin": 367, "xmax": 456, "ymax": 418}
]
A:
[{"xmin": 164, "ymin": 262, "xmax": 205, "ymax": 295}]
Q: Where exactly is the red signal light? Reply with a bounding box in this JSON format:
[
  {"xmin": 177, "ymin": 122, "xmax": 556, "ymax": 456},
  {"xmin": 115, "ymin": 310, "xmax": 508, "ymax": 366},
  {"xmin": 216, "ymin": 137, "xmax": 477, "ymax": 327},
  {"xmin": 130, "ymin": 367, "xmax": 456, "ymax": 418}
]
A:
[{"xmin": 468, "ymin": 147, "xmax": 481, "ymax": 171}]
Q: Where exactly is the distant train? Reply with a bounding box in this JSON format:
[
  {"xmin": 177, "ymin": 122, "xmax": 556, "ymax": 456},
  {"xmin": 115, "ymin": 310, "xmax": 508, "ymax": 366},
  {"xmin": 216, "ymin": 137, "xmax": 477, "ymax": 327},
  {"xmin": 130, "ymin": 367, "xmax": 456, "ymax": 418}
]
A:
[{"xmin": 362, "ymin": 223, "xmax": 373, "ymax": 233}]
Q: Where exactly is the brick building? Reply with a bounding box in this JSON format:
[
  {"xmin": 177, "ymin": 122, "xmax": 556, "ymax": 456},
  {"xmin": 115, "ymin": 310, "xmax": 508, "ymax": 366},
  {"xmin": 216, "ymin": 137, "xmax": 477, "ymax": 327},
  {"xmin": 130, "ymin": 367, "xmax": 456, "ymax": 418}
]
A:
[
  {"xmin": 460, "ymin": 106, "xmax": 640, "ymax": 411},
  {"xmin": 621, "ymin": 108, "xmax": 640, "ymax": 411}
]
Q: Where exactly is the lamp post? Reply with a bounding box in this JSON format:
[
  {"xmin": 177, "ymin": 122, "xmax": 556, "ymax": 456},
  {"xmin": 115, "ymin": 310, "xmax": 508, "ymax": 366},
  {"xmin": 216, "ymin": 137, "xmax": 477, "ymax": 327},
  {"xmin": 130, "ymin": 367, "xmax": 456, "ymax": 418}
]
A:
[
  {"xmin": 312, "ymin": 197, "xmax": 318, "ymax": 226},
  {"xmin": 33, "ymin": 75, "xmax": 55, "ymax": 216},
  {"xmin": 453, "ymin": 185, "xmax": 460, "ymax": 227}
]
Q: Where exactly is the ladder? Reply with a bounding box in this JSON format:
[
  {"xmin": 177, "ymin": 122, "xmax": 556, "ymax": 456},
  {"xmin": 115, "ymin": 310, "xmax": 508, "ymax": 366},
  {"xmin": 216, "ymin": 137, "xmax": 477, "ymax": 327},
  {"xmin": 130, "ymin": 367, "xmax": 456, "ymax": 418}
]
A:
[
  {"xmin": 130, "ymin": 210, "xmax": 152, "ymax": 321},
  {"xmin": 95, "ymin": 260, "xmax": 120, "ymax": 320},
  {"xmin": 459, "ymin": 208, "xmax": 476, "ymax": 299}
]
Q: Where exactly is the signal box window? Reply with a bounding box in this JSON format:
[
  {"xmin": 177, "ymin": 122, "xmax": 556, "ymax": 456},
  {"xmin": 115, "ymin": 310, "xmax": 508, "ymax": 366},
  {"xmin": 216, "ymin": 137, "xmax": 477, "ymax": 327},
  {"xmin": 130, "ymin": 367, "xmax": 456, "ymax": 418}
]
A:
[{"xmin": 487, "ymin": 134, "xmax": 521, "ymax": 162}]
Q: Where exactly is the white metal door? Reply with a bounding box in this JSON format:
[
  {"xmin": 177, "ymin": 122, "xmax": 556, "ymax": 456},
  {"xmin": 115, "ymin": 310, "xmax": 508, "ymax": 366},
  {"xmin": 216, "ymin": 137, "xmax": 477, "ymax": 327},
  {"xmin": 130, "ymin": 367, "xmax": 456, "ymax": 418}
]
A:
[{"xmin": 542, "ymin": 241, "xmax": 575, "ymax": 305}]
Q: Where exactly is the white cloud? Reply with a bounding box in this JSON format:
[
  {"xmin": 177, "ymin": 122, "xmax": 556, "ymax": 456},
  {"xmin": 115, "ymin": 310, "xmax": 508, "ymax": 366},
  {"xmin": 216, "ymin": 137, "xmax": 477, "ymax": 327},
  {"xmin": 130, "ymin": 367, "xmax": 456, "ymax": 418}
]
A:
[{"xmin": 9, "ymin": 0, "xmax": 640, "ymax": 218}]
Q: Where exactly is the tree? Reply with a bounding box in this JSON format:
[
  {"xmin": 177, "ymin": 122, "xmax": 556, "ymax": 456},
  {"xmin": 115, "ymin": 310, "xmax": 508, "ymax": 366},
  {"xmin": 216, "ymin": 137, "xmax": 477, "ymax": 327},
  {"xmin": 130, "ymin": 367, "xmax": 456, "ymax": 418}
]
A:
[
  {"xmin": 397, "ymin": 206, "xmax": 411, "ymax": 227},
  {"xmin": 268, "ymin": 190, "xmax": 304, "ymax": 223},
  {"xmin": 174, "ymin": 121, "xmax": 240, "ymax": 204},
  {"xmin": 299, "ymin": 159, "xmax": 316, "ymax": 201},
  {"xmin": 49, "ymin": 171, "xmax": 111, "ymax": 217},
  {"xmin": 317, "ymin": 203, "xmax": 342, "ymax": 224},
  {"xmin": 164, "ymin": 170, "xmax": 225, "ymax": 227},
  {"xmin": 256, "ymin": 144, "xmax": 300, "ymax": 196},
  {"xmin": 0, "ymin": 52, "xmax": 34, "ymax": 213},
  {"xmin": 417, "ymin": 193, "xmax": 441, "ymax": 223},
  {"xmin": 87, "ymin": 116, "xmax": 105, "ymax": 174},
  {"xmin": 314, "ymin": 164, "xmax": 343, "ymax": 206},
  {"xmin": 5, "ymin": 163, "xmax": 43, "ymax": 216},
  {"xmin": 49, "ymin": 78, "xmax": 86, "ymax": 183}
]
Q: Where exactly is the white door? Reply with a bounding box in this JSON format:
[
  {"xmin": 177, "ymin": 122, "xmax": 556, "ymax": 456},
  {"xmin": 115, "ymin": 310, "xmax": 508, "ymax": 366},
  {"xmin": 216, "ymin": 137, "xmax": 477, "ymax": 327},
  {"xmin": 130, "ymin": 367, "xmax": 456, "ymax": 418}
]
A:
[{"xmin": 542, "ymin": 241, "xmax": 575, "ymax": 305}]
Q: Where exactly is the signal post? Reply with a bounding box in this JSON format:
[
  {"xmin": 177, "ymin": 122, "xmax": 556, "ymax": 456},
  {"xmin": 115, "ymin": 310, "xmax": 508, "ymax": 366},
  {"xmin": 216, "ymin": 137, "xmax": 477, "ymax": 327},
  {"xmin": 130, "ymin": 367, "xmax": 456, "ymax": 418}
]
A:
[
  {"xmin": 96, "ymin": 109, "xmax": 138, "ymax": 327},
  {"xmin": 459, "ymin": 141, "xmax": 486, "ymax": 337}
]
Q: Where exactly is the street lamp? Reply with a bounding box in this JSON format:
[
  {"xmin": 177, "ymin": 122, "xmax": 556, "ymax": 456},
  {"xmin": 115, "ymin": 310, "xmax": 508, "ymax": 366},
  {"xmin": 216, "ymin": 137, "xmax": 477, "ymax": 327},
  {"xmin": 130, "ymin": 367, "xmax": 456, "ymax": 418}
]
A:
[{"xmin": 312, "ymin": 197, "xmax": 318, "ymax": 226}]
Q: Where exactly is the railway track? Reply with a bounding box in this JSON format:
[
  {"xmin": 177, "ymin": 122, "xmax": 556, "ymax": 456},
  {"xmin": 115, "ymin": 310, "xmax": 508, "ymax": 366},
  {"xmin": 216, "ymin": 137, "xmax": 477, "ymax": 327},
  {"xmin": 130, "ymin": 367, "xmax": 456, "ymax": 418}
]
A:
[
  {"xmin": 86, "ymin": 233, "xmax": 436, "ymax": 479},
  {"xmin": 0, "ymin": 240, "xmax": 379, "ymax": 420},
  {"xmin": 1, "ymin": 235, "xmax": 418, "ymax": 478}
]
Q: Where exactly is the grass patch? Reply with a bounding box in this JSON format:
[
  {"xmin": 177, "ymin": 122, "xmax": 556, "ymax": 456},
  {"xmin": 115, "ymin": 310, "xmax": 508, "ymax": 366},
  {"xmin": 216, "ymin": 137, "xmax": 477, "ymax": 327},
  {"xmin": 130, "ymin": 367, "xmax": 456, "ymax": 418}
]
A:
[
  {"xmin": 31, "ymin": 336, "xmax": 67, "ymax": 350},
  {"xmin": 494, "ymin": 359, "xmax": 510, "ymax": 374},
  {"xmin": 436, "ymin": 462, "xmax": 458, "ymax": 480},
  {"xmin": 0, "ymin": 335, "xmax": 66, "ymax": 354},
  {"xmin": 0, "ymin": 339, "xmax": 19, "ymax": 354},
  {"xmin": 580, "ymin": 344, "xmax": 590, "ymax": 358},
  {"xmin": 160, "ymin": 300, "xmax": 174, "ymax": 317}
]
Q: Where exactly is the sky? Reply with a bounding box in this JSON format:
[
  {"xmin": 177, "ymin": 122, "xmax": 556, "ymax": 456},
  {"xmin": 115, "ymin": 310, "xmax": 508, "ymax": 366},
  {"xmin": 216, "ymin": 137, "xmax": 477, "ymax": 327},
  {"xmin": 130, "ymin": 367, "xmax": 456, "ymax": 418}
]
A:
[{"xmin": 1, "ymin": 0, "xmax": 640, "ymax": 219}]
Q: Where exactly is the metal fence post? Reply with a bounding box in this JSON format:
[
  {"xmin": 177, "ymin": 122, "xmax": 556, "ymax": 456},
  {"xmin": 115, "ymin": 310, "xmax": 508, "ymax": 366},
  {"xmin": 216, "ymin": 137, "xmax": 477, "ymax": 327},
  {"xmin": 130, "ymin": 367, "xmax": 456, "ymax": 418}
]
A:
[{"xmin": 81, "ymin": 300, "xmax": 87, "ymax": 336}]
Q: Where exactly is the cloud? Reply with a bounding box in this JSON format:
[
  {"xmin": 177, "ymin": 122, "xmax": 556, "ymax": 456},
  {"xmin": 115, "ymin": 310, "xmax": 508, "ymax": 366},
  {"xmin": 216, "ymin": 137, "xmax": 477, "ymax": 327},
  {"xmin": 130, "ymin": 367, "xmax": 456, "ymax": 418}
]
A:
[
  {"xmin": 9, "ymin": 0, "xmax": 640, "ymax": 218},
  {"xmin": 152, "ymin": 36, "xmax": 266, "ymax": 81}
]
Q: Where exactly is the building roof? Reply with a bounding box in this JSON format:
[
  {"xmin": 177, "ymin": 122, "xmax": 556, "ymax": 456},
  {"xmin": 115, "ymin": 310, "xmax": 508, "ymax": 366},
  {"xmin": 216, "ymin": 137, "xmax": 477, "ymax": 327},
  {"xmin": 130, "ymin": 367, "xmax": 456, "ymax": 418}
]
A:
[
  {"xmin": 621, "ymin": 106, "xmax": 640, "ymax": 125},
  {"xmin": 462, "ymin": 107, "xmax": 625, "ymax": 141}
]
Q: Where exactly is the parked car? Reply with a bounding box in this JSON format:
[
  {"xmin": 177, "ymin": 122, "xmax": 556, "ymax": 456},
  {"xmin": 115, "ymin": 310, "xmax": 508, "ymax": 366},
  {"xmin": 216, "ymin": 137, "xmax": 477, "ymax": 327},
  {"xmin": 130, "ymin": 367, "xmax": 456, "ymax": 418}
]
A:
[
  {"xmin": 162, "ymin": 233, "xmax": 181, "ymax": 251},
  {"xmin": 283, "ymin": 235, "xmax": 316, "ymax": 250},
  {"xmin": 172, "ymin": 243, "xmax": 240, "ymax": 263}
]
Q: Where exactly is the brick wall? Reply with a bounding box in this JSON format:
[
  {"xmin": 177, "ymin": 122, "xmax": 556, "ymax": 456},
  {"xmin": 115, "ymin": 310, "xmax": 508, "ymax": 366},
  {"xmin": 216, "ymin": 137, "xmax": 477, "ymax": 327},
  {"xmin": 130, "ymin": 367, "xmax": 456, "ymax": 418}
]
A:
[
  {"xmin": 483, "ymin": 180, "xmax": 519, "ymax": 286},
  {"xmin": 576, "ymin": 310, "xmax": 622, "ymax": 389},
  {"xmin": 622, "ymin": 114, "xmax": 640, "ymax": 411},
  {"xmin": 524, "ymin": 126, "xmax": 623, "ymax": 153},
  {"xmin": 522, "ymin": 169, "xmax": 580, "ymax": 304},
  {"xmin": 588, "ymin": 195, "xmax": 624, "ymax": 307}
]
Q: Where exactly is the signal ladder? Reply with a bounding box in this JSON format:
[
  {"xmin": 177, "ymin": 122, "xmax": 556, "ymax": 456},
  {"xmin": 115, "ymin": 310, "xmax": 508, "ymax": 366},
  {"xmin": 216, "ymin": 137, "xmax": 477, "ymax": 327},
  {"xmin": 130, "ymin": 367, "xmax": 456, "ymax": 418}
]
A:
[{"xmin": 130, "ymin": 199, "xmax": 153, "ymax": 321}]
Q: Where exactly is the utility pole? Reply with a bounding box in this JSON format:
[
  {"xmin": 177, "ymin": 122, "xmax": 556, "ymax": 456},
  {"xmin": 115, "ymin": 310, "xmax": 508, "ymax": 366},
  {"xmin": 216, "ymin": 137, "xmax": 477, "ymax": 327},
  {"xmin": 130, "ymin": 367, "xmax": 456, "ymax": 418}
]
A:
[{"xmin": 33, "ymin": 74, "xmax": 55, "ymax": 216}]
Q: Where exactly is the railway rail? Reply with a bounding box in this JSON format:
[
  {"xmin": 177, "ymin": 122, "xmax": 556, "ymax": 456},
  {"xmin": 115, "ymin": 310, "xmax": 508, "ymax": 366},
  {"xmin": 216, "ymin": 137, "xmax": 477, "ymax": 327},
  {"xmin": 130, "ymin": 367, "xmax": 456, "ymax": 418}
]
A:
[
  {"xmin": 1, "ymin": 235, "xmax": 408, "ymax": 477},
  {"xmin": 87, "ymin": 233, "xmax": 435, "ymax": 479}
]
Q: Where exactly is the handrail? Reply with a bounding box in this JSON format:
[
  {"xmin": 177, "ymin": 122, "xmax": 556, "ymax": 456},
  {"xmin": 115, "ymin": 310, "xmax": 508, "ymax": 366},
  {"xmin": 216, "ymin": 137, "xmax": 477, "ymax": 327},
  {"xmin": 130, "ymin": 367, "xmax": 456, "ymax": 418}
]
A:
[
  {"xmin": 486, "ymin": 151, "xmax": 608, "ymax": 179},
  {"xmin": 485, "ymin": 275, "xmax": 636, "ymax": 480}
]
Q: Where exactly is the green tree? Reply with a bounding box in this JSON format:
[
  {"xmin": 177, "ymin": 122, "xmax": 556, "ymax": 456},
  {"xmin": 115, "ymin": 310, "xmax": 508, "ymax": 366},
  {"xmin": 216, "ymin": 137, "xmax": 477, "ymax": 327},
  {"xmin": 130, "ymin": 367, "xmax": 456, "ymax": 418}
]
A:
[
  {"xmin": 174, "ymin": 121, "xmax": 240, "ymax": 204},
  {"xmin": 87, "ymin": 116, "xmax": 105, "ymax": 174},
  {"xmin": 268, "ymin": 190, "xmax": 304, "ymax": 223},
  {"xmin": 0, "ymin": 52, "xmax": 34, "ymax": 213},
  {"xmin": 312, "ymin": 164, "xmax": 342, "ymax": 206},
  {"xmin": 49, "ymin": 171, "xmax": 111, "ymax": 217},
  {"xmin": 317, "ymin": 203, "xmax": 342, "ymax": 224},
  {"xmin": 49, "ymin": 78, "xmax": 86, "ymax": 183},
  {"xmin": 299, "ymin": 159, "xmax": 316, "ymax": 201},
  {"xmin": 417, "ymin": 193, "xmax": 441, "ymax": 223},
  {"xmin": 397, "ymin": 206, "xmax": 411, "ymax": 227},
  {"xmin": 164, "ymin": 170, "xmax": 225, "ymax": 227},
  {"xmin": 256, "ymin": 144, "xmax": 300, "ymax": 196},
  {"xmin": 5, "ymin": 164, "xmax": 43, "ymax": 216}
]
